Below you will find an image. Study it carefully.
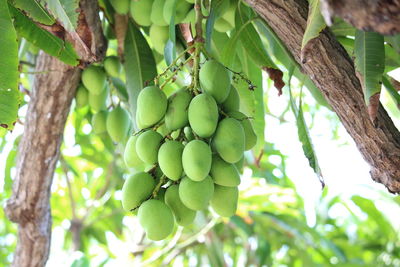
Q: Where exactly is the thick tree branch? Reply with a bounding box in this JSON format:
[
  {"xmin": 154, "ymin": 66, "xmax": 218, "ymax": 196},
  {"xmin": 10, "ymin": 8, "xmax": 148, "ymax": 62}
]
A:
[
  {"xmin": 245, "ymin": 0, "xmax": 400, "ymax": 193},
  {"xmin": 320, "ymin": 0, "xmax": 400, "ymax": 35}
]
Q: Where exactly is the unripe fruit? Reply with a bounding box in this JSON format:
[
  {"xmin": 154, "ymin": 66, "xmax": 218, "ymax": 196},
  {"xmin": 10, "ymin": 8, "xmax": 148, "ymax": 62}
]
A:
[
  {"xmin": 188, "ymin": 94, "xmax": 218, "ymax": 138},
  {"xmin": 124, "ymin": 135, "xmax": 144, "ymax": 168},
  {"xmin": 210, "ymin": 155, "xmax": 240, "ymax": 187},
  {"xmin": 165, "ymin": 185, "xmax": 196, "ymax": 226},
  {"xmin": 130, "ymin": 0, "xmax": 154, "ymax": 26},
  {"xmin": 210, "ymin": 185, "xmax": 238, "ymax": 217},
  {"xmin": 158, "ymin": 141, "xmax": 184, "ymax": 181},
  {"xmin": 212, "ymin": 118, "xmax": 245, "ymax": 163},
  {"xmin": 110, "ymin": 0, "xmax": 130, "ymax": 14},
  {"xmin": 182, "ymin": 9, "xmax": 195, "ymax": 24},
  {"xmin": 182, "ymin": 140, "xmax": 212, "ymax": 182},
  {"xmin": 149, "ymin": 25, "xmax": 169, "ymax": 54},
  {"xmin": 138, "ymin": 199, "xmax": 174, "ymax": 241},
  {"xmin": 184, "ymin": 126, "xmax": 194, "ymax": 141},
  {"xmin": 235, "ymin": 156, "xmax": 244, "ymax": 173},
  {"xmin": 75, "ymin": 85, "xmax": 88, "ymax": 108},
  {"xmin": 104, "ymin": 56, "xmax": 121, "ymax": 78},
  {"xmin": 150, "ymin": 0, "xmax": 168, "ymax": 26},
  {"xmin": 199, "ymin": 60, "xmax": 231, "ymax": 103},
  {"xmin": 89, "ymin": 86, "xmax": 109, "ymax": 112},
  {"xmin": 82, "ymin": 65, "xmax": 106, "ymax": 95},
  {"xmin": 121, "ymin": 172, "xmax": 155, "ymax": 211},
  {"xmin": 163, "ymin": 0, "xmax": 191, "ymax": 24},
  {"xmin": 165, "ymin": 89, "xmax": 192, "ymax": 131},
  {"xmin": 91, "ymin": 111, "xmax": 108, "ymax": 134},
  {"xmin": 228, "ymin": 111, "xmax": 257, "ymax": 151},
  {"xmin": 106, "ymin": 106, "xmax": 130, "ymax": 143},
  {"xmin": 136, "ymin": 86, "xmax": 167, "ymax": 129},
  {"xmin": 179, "ymin": 176, "xmax": 214, "ymax": 210},
  {"xmin": 221, "ymin": 86, "xmax": 240, "ymax": 112},
  {"xmin": 136, "ymin": 130, "xmax": 163, "ymax": 164}
]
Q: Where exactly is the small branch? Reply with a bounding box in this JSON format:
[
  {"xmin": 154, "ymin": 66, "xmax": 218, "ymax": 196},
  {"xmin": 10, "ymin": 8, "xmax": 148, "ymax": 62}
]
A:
[{"xmin": 59, "ymin": 156, "xmax": 78, "ymax": 220}]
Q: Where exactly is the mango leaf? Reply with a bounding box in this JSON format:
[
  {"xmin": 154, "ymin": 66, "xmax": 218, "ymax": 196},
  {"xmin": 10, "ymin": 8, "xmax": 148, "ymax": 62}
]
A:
[
  {"xmin": 45, "ymin": 0, "xmax": 79, "ymax": 32},
  {"xmin": 386, "ymin": 34, "xmax": 400, "ymax": 54},
  {"xmin": 330, "ymin": 19, "xmax": 355, "ymax": 37},
  {"xmin": 164, "ymin": 0, "xmax": 177, "ymax": 66},
  {"xmin": 10, "ymin": 6, "xmax": 79, "ymax": 66},
  {"xmin": 0, "ymin": 2, "xmax": 20, "ymax": 130},
  {"xmin": 301, "ymin": 0, "xmax": 326, "ymax": 51},
  {"xmin": 382, "ymin": 75, "xmax": 400, "ymax": 110},
  {"xmin": 205, "ymin": 8, "xmax": 216, "ymax": 54},
  {"xmin": 124, "ymin": 21, "xmax": 157, "ymax": 130},
  {"xmin": 13, "ymin": 0, "xmax": 55, "ymax": 25},
  {"xmin": 354, "ymin": 30, "xmax": 384, "ymax": 120}
]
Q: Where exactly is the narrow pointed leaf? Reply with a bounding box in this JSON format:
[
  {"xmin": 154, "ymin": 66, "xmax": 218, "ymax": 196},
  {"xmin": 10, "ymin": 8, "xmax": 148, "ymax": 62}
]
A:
[
  {"xmin": 45, "ymin": 0, "xmax": 79, "ymax": 32},
  {"xmin": 301, "ymin": 0, "xmax": 326, "ymax": 50},
  {"xmin": 382, "ymin": 76, "xmax": 400, "ymax": 110},
  {"xmin": 164, "ymin": 0, "xmax": 177, "ymax": 65},
  {"xmin": 13, "ymin": 0, "xmax": 55, "ymax": 25}
]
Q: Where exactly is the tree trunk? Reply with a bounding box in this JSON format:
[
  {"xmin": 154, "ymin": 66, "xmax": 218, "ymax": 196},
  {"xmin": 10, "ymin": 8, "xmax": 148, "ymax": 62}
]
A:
[
  {"xmin": 245, "ymin": 0, "xmax": 400, "ymax": 193},
  {"xmin": 4, "ymin": 0, "xmax": 106, "ymax": 266}
]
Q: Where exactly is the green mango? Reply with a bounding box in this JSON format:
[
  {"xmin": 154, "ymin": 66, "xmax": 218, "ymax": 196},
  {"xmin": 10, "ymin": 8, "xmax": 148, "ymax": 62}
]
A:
[
  {"xmin": 158, "ymin": 140, "xmax": 184, "ymax": 181},
  {"xmin": 88, "ymin": 86, "xmax": 109, "ymax": 112},
  {"xmin": 110, "ymin": 0, "xmax": 130, "ymax": 14},
  {"xmin": 136, "ymin": 86, "xmax": 167, "ymax": 129},
  {"xmin": 235, "ymin": 156, "xmax": 244, "ymax": 173},
  {"xmin": 212, "ymin": 118, "xmax": 245, "ymax": 163},
  {"xmin": 156, "ymin": 123, "xmax": 169, "ymax": 137},
  {"xmin": 121, "ymin": 172, "xmax": 155, "ymax": 211},
  {"xmin": 149, "ymin": 24, "xmax": 169, "ymax": 54},
  {"xmin": 210, "ymin": 185, "xmax": 238, "ymax": 217},
  {"xmin": 228, "ymin": 111, "xmax": 257, "ymax": 151},
  {"xmin": 91, "ymin": 111, "xmax": 108, "ymax": 134},
  {"xmin": 182, "ymin": 8, "xmax": 195, "ymax": 24},
  {"xmin": 130, "ymin": 0, "xmax": 154, "ymax": 26},
  {"xmin": 136, "ymin": 130, "xmax": 163, "ymax": 164},
  {"xmin": 124, "ymin": 135, "xmax": 145, "ymax": 168},
  {"xmin": 188, "ymin": 94, "xmax": 218, "ymax": 138},
  {"xmin": 199, "ymin": 60, "xmax": 231, "ymax": 103},
  {"xmin": 184, "ymin": 126, "xmax": 194, "ymax": 141},
  {"xmin": 82, "ymin": 65, "xmax": 106, "ymax": 95},
  {"xmin": 182, "ymin": 140, "xmax": 212, "ymax": 181},
  {"xmin": 210, "ymin": 155, "xmax": 240, "ymax": 187},
  {"xmin": 150, "ymin": 0, "xmax": 168, "ymax": 26},
  {"xmin": 163, "ymin": 0, "xmax": 192, "ymax": 24},
  {"xmin": 106, "ymin": 105, "xmax": 130, "ymax": 143},
  {"xmin": 138, "ymin": 199, "xmax": 174, "ymax": 241},
  {"xmin": 75, "ymin": 85, "xmax": 88, "ymax": 108},
  {"xmin": 179, "ymin": 176, "xmax": 214, "ymax": 211},
  {"xmin": 104, "ymin": 56, "xmax": 121, "ymax": 78},
  {"xmin": 165, "ymin": 185, "xmax": 196, "ymax": 226},
  {"xmin": 221, "ymin": 86, "xmax": 240, "ymax": 112},
  {"xmin": 165, "ymin": 89, "xmax": 192, "ymax": 131}
]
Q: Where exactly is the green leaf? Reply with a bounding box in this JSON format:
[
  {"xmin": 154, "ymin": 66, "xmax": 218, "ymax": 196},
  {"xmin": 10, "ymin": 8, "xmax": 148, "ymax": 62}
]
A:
[
  {"xmin": 164, "ymin": 0, "xmax": 177, "ymax": 66},
  {"xmin": 0, "ymin": 2, "xmax": 20, "ymax": 130},
  {"xmin": 386, "ymin": 34, "xmax": 400, "ymax": 54},
  {"xmin": 124, "ymin": 21, "xmax": 157, "ymax": 130},
  {"xmin": 45, "ymin": 0, "xmax": 79, "ymax": 32},
  {"xmin": 10, "ymin": 6, "xmax": 79, "ymax": 66},
  {"xmin": 354, "ymin": 30, "xmax": 385, "ymax": 104},
  {"xmin": 382, "ymin": 75, "xmax": 400, "ymax": 110},
  {"xmin": 330, "ymin": 19, "xmax": 355, "ymax": 37},
  {"xmin": 13, "ymin": 0, "xmax": 55, "ymax": 25},
  {"xmin": 110, "ymin": 77, "xmax": 129, "ymax": 103},
  {"xmin": 301, "ymin": 0, "xmax": 326, "ymax": 50}
]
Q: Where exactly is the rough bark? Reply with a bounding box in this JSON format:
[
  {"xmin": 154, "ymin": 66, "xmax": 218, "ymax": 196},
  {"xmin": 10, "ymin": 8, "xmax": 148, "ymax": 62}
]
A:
[
  {"xmin": 320, "ymin": 0, "xmax": 400, "ymax": 35},
  {"xmin": 245, "ymin": 0, "xmax": 400, "ymax": 193},
  {"xmin": 4, "ymin": 0, "xmax": 106, "ymax": 266}
]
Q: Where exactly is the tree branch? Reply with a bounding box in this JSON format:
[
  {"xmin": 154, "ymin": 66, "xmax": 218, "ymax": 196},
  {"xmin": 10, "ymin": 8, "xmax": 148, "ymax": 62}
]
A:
[{"xmin": 245, "ymin": 0, "xmax": 400, "ymax": 193}]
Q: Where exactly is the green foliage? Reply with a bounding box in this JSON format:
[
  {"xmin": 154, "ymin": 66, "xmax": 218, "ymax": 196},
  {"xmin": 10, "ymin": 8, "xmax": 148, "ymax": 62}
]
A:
[
  {"xmin": 301, "ymin": 0, "xmax": 326, "ymax": 50},
  {"xmin": 45, "ymin": 0, "xmax": 79, "ymax": 32},
  {"xmin": 12, "ymin": 0, "xmax": 55, "ymax": 25}
]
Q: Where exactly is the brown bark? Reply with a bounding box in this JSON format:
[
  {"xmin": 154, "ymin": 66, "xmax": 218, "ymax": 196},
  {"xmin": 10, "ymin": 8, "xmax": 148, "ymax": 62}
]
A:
[
  {"xmin": 245, "ymin": 0, "xmax": 400, "ymax": 193},
  {"xmin": 4, "ymin": 0, "xmax": 106, "ymax": 266},
  {"xmin": 320, "ymin": 0, "xmax": 400, "ymax": 35}
]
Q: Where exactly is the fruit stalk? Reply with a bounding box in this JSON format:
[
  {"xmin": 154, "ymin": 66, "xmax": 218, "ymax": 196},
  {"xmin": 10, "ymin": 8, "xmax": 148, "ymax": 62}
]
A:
[{"xmin": 191, "ymin": 0, "xmax": 204, "ymax": 93}]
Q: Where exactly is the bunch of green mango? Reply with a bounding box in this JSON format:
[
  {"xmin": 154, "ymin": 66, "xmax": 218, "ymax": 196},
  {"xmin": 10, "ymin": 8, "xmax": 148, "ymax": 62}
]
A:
[{"xmin": 121, "ymin": 58, "xmax": 256, "ymax": 241}]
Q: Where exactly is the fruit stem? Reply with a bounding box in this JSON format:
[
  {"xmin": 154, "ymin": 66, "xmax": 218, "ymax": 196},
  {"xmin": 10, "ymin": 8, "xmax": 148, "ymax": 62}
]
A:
[
  {"xmin": 160, "ymin": 56, "xmax": 193, "ymax": 89},
  {"xmin": 152, "ymin": 175, "xmax": 166, "ymax": 198},
  {"xmin": 191, "ymin": 0, "xmax": 204, "ymax": 94}
]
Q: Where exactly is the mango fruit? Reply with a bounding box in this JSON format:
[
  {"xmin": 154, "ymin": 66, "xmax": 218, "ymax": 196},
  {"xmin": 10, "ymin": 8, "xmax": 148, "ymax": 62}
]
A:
[
  {"xmin": 89, "ymin": 86, "xmax": 109, "ymax": 112},
  {"xmin": 136, "ymin": 130, "xmax": 163, "ymax": 164},
  {"xmin": 212, "ymin": 118, "xmax": 245, "ymax": 163},
  {"xmin": 121, "ymin": 172, "xmax": 155, "ymax": 211},
  {"xmin": 138, "ymin": 199, "xmax": 174, "ymax": 241},
  {"xmin": 130, "ymin": 0, "xmax": 154, "ymax": 26},
  {"xmin": 136, "ymin": 86, "xmax": 167, "ymax": 129},
  {"xmin": 199, "ymin": 60, "xmax": 230, "ymax": 103},
  {"xmin": 109, "ymin": 0, "xmax": 130, "ymax": 14},
  {"xmin": 184, "ymin": 126, "xmax": 194, "ymax": 141},
  {"xmin": 75, "ymin": 85, "xmax": 88, "ymax": 108},
  {"xmin": 124, "ymin": 135, "xmax": 144, "ymax": 168},
  {"xmin": 149, "ymin": 24, "xmax": 169, "ymax": 54},
  {"xmin": 221, "ymin": 86, "xmax": 239, "ymax": 112},
  {"xmin": 150, "ymin": 0, "xmax": 168, "ymax": 26},
  {"xmin": 91, "ymin": 111, "xmax": 108, "ymax": 134},
  {"xmin": 179, "ymin": 176, "xmax": 214, "ymax": 210},
  {"xmin": 158, "ymin": 140, "xmax": 184, "ymax": 181},
  {"xmin": 165, "ymin": 185, "xmax": 196, "ymax": 226},
  {"xmin": 210, "ymin": 185, "xmax": 238, "ymax": 217},
  {"xmin": 104, "ymin": 56, "xmax": 121, "ymax": 78},
  {"xmin": 182, "ymin": 140, "xmax": 212, "ymax": 182},
  {"xmin": 235, "ymin": 156, "xmax": 244, "ymax": 173},
  {"xmin": 228, "ymin": 111, "xmax": 257, "ymax": 150},
  {"xmin": 165, "ymin": 89, "xmax": 192, "ymax": 131},
  {"xmin": 188, "ymin": 94, "xmax": 218, "ymax": 138},
  {"xmin": 106, "ymin": 105, "xmax": 130, "ymax": 143},
  {"xmin": 163, "ymin": 0, "xmax": 192, "ymax": 24},
  {"xmin": 82, "ymin": 65, "xmax": 106, "ymax": 95},
  {"xmin": 210, "ymin": 155, "xmax": 240, "ymax": 187}
]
